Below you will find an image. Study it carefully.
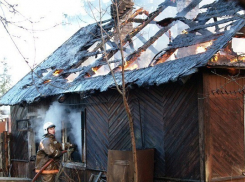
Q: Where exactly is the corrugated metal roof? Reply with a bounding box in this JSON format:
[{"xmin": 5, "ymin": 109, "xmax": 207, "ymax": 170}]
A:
[{"xmin": 0, "ymin": 0, "xmax": 245, "ymax": 105}]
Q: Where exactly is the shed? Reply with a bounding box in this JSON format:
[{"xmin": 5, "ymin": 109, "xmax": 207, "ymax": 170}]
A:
[{"xmin": 1, "ymin": 0, "xmax": 245, "ymax": 181}]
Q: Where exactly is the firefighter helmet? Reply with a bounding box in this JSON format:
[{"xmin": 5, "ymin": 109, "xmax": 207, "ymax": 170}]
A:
[{"xmin": 43, "ymin": 122, "xmax": 56, "ymax": 134}]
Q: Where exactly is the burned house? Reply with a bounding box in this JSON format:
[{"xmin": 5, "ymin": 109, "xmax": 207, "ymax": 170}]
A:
[{"xmin": 1, "ymin": 0, "xmax": 245, "ymax": 181}]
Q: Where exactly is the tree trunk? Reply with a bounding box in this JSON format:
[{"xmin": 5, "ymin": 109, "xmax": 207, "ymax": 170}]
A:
[{"xmin": 122, "ymin": 94, "xmax": 138, "ymax": 182}]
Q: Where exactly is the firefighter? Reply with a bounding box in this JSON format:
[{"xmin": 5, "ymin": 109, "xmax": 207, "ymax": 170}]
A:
[{"xmin": 35, "ymin": 122, "xmax": 63, "ymax": 182}]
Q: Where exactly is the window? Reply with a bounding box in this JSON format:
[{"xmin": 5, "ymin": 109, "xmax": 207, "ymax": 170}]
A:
[{"xmin": 17, "ymin": 119, "xmax": 29, "ymax": 131}]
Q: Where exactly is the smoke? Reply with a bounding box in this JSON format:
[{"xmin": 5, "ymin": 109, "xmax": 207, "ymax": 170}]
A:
[
  {"xmin": 44, "ymin": 101, "xmax": 66, "ymax": 141},
  {"xmin": 34, "ymin": 101, "xmax": 82, "ymax": 156},
  {"xmin": 67, "ymin": 111, "xmax": 82, "ymax": 157},
  {"xmin": 35, "ymin": 102, "xmax": 65, "ymax": 142}
]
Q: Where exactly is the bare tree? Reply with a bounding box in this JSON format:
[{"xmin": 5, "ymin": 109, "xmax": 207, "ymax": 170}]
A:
[
  {"xmin": 0, "ymin": 0, "xmax": 84, "ymax": 95},
  {"xmin": 113, "ymin": 2, "xmax": 138, "ymax": 181},
  {"xmin": 1, "ymin": 0, "xmax": 141, "ymax": 180},
  {"xmin": 86, "ymin": 0, "xmax": 139, "ymax": 181},
  {"xmin": 0, "ymin": 58, "xmax": 11, "ymax": 97}
]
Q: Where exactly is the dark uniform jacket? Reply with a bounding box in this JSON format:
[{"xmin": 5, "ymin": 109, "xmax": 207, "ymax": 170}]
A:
[{"xmin": 35, "ymin": 134, "xmax": 62, "ymax": 174}]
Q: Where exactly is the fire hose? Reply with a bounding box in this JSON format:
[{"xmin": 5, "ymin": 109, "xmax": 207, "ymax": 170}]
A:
[{"xmin": 31, "ymin": 150, "xmax": 67, "ymax": 182}]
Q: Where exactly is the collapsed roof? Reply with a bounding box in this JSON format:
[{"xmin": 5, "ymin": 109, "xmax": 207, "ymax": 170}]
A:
[{"xmin": 1, "ymin": 0, "xmax": 245, "ymax": 105}]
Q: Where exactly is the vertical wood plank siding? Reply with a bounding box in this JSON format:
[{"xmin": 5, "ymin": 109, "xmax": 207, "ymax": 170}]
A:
[
  {"xmin": 85, "ymin": 75, "xmax": 200, "ymax": 179},
  {"xmin": 204, "ymin": 72, "xmax": 245, "ymax": 181},
  {"xmin": 10, "ymin": 106, "xmax": 28, "ymax": 161}
]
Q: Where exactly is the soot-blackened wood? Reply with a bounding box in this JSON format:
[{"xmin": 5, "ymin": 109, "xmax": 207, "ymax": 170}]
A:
[
  {"xmin": 134, "ymin": 86, "xmax": 165, "ymax": 177},
  {"xmin": 163, "ymin": 78, "xmax": 200, "ymax": 180},
  {"xmin": 133, "ymin": 75, "xmax": 200, "ymax": 179},
  {"xmin": 10, "ymin": 106, "xmax": 29, "ymax": 162},
  {"xmin": 108, "ymin": 93, "xmax": 131, "ymax": 150},
  {"xmin": 168, "ymin": 32, "xmax": 223, "ymax": 50},
  {"xmin": 84, "ymin": 75, "xmax": 200, "ymax": 179},
  {"xmin": 86, "ymin": 3, "xmax": 172, "ymax": 77},
  {"xmin": 124, "ymin": 21, "xmax": 175, "ymax": 68},
  {"xmin": 85, "ymin": 91, "xmax": 141, "ymax": 170},
  {"xmin": 86, "ymin": 93, "xmax": 109, "ymax": 170}
]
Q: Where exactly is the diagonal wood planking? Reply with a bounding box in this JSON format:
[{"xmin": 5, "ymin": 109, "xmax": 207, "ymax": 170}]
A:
[
  {"xmin": 108, "ymin": 93, "xmax": 131, "ymax": 150},
  {"xmin": 163, "ymin": 81, "xmax": 200, "ymax": 179},
  {"xmin": 204, "ymin": 73, "xmax": 245, "ymax": 180},
  {"xmin": 85, "ymin": 76, "xmax": 200, "ymax": 179},
  {"xmin": 86, "ymin": 93, "xmax": 109, "ymax": 170},
  {"xmin": 134, "ymin": 86, "xmax": 165, "ymax": 177},
  {"xmin": 208, "ymin": 95, "xmax": 244, "ymax": 178}
]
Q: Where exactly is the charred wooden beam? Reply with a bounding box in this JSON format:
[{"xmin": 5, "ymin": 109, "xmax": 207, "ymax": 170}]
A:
[
  {"xmin": 151, "ymin": 19, "xmax": 245, "ymax": 66},
  {"xmin": 122, "ymin": 21, "xmax": 176, "ymax": 69},
  {"xmin": 132, "ymin": 18, "xmax": 146, "ymax": 24},
  {"xmin": 213, "ymin": 17, "xmax": 219, "ymax": 32},
  {"xmin": 151, "ymin": 31, "xmax": 225, "ymax": 66},
  {"xmin": 177, "ymin": 17, "xmax": 212, "ymax": 36},
  {"xmin": 120, "ymin": 7, "xmax": 149, "ymax": 27},
  {"xmin": 91, "ymin": 2, "xmax": 193, "ymax": 74},
  {"xmin": 158, "ymin": 0, "xmax": 176, "ymax": 7},
  {"xmin": 129, "ymin": 40, "xmax": 135, "ymax": 52},
  {"xmin": 204, "ymin": 19, "xmax": 245, "ymax": 66},
  {"xmin": 70, "ymin": 23, "xmax": 114, "ymax": 69},
  {"xmin": 86, "ymin": 1, "xmax": 204, "ymax": 75},
  {"xmin": 187, "ymin": 16, "xmax": 240, "ymax": 33},
  {"xmin": 135, "ymin": 34, "xmax": 159, "ymax": 54},
  {"xmin": 80, "ymin": 58, "xmax": 108, "ymax": 77},
  {"xmin": 128, "ymin": 5, "xmax": 167, "ymax": 40},
  {"xmin": 80, "ymin": 0, "xmax": 241, "ymax": 78},
  {"xmin": 169, "ymin": 32, "xmax": 223, "ymax": 49},
  {"xmin": 85, "ymin": 48, "xmax": 118, "ymax": 58},
  {"xmin": 196, "ymin": 0, "xmax": 242, "ymax": 22},
  {"xmin": 108, "ymin": 59, "xmax": 121, "ymax": 64},
  {"xmin": 156, "ymin": 17, "xmax": 179, "ymax": 27},
  {"xmin": 60, "ymin": 67, "xmax": 83, "ymax": 75},
  {"xmin": 80, "ymin": 3, "xmax": 170, "ymax": 78},
  {"xmin": 152, "ymin": 48, "xmax": 177, "ymax": 66},
  {"xmin": 106, "ymin": 41, "xmax": 118, "ymax": 49}
]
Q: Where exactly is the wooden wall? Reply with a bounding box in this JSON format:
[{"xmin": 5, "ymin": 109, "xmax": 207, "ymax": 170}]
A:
[
  {"xmin": 10, "ymin": 105, "xmax": 29, "ymax": 178},
  {"xmin": 9, "ymin": 74, "xmax": 201, "ymax": 181},
  {"xmin": 203, "ymin": 71, "xmax": 245, "ymax": 182},
  {"xmin": 85, "ymin": 74, "xmax": 200, "ymax": 180},
  {"xmin": 10, "ymin": 99, "xmax": 52, "ymax": 178}
]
